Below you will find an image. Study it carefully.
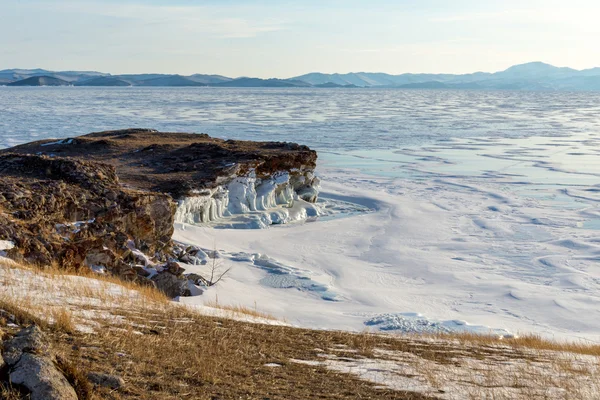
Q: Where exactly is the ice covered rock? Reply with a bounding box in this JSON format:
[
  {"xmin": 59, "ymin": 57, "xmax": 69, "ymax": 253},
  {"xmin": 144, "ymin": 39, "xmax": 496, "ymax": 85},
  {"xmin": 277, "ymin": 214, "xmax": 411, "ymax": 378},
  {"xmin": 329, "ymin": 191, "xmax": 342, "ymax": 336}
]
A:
[
  {"xmin": 0, "ymin": 129, "xmax": 318, "ymax": 284},
  {"xmin": 173, "ymin": 170, "xmax": 321, "ymax": 228}
]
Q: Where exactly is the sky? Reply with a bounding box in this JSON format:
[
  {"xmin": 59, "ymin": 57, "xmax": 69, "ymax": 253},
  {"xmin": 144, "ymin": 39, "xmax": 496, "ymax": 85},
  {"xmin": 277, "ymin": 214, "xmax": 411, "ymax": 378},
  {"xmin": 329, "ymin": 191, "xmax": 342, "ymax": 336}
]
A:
[{"xmin": 1, "ymin": 0, "xmax": 599, "ymax": 77}]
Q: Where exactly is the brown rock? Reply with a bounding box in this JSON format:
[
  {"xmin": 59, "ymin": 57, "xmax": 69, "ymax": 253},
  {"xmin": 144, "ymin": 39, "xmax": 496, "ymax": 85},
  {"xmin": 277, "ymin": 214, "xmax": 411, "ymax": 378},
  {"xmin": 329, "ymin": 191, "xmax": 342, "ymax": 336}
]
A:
[
  {"xmin": 151, "ymin": 272, "xmax": 190, "ymax": 298},
  {"xmin": 87, "ymin": 372, "xmax": 125, "ymax": 389},
  {"xmin": 0, "ymin": 129, "xmax": 317, "ymax": 296},
  {"xmin": 166, "ymin": 261, "xmax": 185, "ymax": 276}
]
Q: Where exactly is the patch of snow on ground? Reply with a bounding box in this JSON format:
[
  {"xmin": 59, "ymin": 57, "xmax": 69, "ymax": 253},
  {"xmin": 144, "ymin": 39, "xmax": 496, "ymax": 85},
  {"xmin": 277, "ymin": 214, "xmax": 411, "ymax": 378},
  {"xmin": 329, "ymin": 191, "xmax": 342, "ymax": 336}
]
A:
[
  {"xmin": 0, "ymin": 260, "xmax": 284, "ymax": 332},
  {"xmin": 293, "ymin": 346, "xmax": 600, "ymax": 399}
]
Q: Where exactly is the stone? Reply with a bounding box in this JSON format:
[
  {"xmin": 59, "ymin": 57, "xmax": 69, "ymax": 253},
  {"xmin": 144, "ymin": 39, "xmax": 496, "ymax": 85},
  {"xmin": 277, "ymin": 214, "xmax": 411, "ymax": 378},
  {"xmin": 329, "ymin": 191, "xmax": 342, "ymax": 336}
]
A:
[
  {"xmin": 10, "ymin": 353, "xmax": 77, "ymax": 400},
  {"xmin": 166, "ymin": 261, "xmax": 185, "ymax": 276},
  {"xmin": 87, "ymin": 372, "xmax": 125, "ymax": 389},
  {"xmin": 185, "ymin": 273, "xmax": 208, "ymax": 286},
  {"xmin": 132, "ymin": 265, "xmax": 151, "ymax": 277},
  {"xmin": 3, "ymin": 325, "xmax": 48, "ymax": 366},
  {"xmin": 151, "ymin": 271, "xmax": 190, "ymax": 298},
  {"xmin": 0, "ymin": 129, "xmax": 318, "ymax": 279}
]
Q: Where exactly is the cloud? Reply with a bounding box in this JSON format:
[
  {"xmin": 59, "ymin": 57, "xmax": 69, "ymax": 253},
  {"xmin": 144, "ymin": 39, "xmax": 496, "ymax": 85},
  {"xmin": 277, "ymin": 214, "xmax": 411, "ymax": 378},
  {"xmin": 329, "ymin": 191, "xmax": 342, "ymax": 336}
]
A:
[
  {"xmin": 29, "ymin": 1, "xmax": 287, "ymax": 39},
  {"xmin": 429, "ymin": 10, "xmax": 527, "ymax": 23},
  {"xmin": 430, "ymin": 5, "xmax": 600, "ymax": 28}
]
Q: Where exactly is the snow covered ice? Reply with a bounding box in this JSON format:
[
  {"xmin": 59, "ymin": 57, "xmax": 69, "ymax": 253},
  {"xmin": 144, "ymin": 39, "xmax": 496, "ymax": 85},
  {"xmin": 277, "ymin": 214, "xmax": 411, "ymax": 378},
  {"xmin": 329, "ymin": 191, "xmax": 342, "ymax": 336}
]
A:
[
  {"xmin": 176, "ymin": 131, "xmax": 600, "ymax": 341},
  {"xmin": 2, "ymin": 87, "xmax": 600, "ymax": 341}
]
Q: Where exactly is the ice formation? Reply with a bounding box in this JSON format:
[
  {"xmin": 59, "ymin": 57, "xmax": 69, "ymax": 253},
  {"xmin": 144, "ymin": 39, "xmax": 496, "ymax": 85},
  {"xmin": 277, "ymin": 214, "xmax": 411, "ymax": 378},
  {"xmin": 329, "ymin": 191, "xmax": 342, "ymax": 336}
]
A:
[{"xmin": 174, "ymin": 170, "xmax": 321, "ymax": 228}]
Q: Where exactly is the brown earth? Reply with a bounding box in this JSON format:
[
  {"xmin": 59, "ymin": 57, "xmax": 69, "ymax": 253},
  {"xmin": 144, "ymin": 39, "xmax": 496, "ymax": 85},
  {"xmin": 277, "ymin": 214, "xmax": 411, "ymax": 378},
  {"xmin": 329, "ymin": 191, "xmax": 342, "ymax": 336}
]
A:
[
  {"xmin": 2, "ymin": 128, "xmax": 317, "ymax": 198},
  {"xmin": 0, "ymin": 129, "xmax": 317, "ymax": 280}
]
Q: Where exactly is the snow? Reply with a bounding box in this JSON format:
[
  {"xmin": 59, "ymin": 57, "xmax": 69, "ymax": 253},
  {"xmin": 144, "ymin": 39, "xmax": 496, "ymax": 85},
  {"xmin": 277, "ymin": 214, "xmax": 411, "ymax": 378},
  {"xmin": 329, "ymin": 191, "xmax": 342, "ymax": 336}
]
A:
[
  {"xmin": 40, "ymin": 138, "xmax": 74, "ymax": 146},
  {"xmin": 0, "ymin": 259, "xmax": 282, "ymax": 332},
  {"xmin": 174, "ymin": 132, "xmax": 600, "ymax": 342},
  {"xmin": 0, "ymin": 240, "xmax": 14, "ymax": 257},
  {"xmin": 292, "ymin": 346, "xmax": 600, "ymax": 399},
  {"xmin": 179, "ymin": 303, "xmax": 288, "ymax": 326},
  {"xmin": 0, "ymin": 240, "xmax": 14, "ymax": 251}
]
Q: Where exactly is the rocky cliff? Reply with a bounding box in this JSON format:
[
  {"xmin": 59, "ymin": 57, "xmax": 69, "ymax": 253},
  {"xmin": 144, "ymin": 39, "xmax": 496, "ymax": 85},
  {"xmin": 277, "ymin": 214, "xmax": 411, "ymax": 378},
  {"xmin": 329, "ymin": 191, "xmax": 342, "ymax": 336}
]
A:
[{"xmin": 0, "ymin": 129, "xmax": 319, "ymax": 291}]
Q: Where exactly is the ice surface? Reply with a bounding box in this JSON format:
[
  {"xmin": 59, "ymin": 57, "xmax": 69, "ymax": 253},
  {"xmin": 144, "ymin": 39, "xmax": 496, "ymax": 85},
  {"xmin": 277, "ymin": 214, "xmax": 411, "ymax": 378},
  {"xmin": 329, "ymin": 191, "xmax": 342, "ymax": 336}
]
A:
[
  {"xmin": 2, "ymin": 88, "xmax": 600, "ymax": 151},
  {"xmin": 175, "ymin": 133, "xmax": 600, "ymax": 340},
  {"xmin": 364, "ymin": 313, "xmax": 514, "ymax": 337},
  {"xmin": 3, "ymin": 88, "xmax": 600, "ymax": 340}
]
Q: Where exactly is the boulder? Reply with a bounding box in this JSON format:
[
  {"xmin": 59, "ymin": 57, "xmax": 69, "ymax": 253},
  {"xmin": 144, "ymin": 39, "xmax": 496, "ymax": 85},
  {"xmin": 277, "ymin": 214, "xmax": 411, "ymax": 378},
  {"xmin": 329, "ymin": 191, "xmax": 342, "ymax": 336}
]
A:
[
  {"xmin": 2, "ymin": 325, "xmax": 48, "ymax": 365},
  {"xmin": 151, "ymin": 272, "xmax": 190, "ymax": 298},
  {"xmin": 166, "ymin": 261, "xmax": 185, "ymax": 276},
  {"xmin": 10, "ymin": 353, "xmax": 77, "ymax": 400},
  {"xmin": 87, "ymin": 372, "xmax": 125, "ymax": 389},
  {"xmin": 186, "ymin": 273, "xmax": 208, "ymax": 286},
  {"xmin": 3, "ymin": 326, "xmax": 77, "ymax": 400}
]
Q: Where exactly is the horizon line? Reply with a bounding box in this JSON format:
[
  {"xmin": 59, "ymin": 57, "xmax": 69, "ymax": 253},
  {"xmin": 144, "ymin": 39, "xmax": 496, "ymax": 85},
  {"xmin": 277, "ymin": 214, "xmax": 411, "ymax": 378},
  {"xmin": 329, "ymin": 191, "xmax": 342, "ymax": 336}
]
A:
[{"xmin": 2, "ymin": 61, "xmax": 599, "ymax": 79}]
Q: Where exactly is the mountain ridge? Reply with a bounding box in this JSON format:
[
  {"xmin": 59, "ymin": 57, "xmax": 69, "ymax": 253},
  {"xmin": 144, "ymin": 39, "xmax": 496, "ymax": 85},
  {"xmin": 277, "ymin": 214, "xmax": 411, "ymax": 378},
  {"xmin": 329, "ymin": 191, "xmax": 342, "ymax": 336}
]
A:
[{"xmin": 2, "ymin": 62, "xmax": 600, "ymax": 90}]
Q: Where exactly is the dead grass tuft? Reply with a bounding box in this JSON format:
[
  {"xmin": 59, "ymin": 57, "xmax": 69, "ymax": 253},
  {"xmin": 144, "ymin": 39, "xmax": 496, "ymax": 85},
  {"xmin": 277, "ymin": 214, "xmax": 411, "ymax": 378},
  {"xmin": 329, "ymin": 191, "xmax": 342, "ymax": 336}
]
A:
[
  {"xmin": 0, "ymin": 298, "xmax": 48, "ymax": 329},
  {"xmin": 55, "ymin": 354, "xmax": 93, "ymax": 400},
  {"xmin": 0, "ymin": 383, "xmax": 24, "ymax": 400},
  {"xmin": 204, "ymin": 299, "xmax": 278, "ymax": 321},
  {"xmin": 50, "ymin": 308, "xmax": 76, "ymax": 334},
  {"xmin": 437, "ymin": 331, "xmax": 600, "ymax": 357}
]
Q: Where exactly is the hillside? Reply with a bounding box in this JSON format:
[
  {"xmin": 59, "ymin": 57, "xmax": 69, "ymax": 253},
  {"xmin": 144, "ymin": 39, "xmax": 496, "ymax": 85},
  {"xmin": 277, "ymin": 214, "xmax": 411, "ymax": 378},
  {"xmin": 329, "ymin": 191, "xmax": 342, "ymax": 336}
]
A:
[
  {"xmin": 6, "ymin": 75, "xmax": 71, "ymax": 86},
  {"xmin": 0, "ymin": 258, "xmax": 598, "ymax": 399},
  {"xmin": 214, "ymin": 77, "xmax": 311, "ymax": 87},
  {"xmin": 187, "ymin": 74, "xmax": 232, "ymax": 84},
  {"xmin": 75, "ymin": 76, "xmax": 131, "ymax": 86},
  {"xmin": 293, "ymin": 62, "xmax": 600, "ymax": 90},
  {"xmin": 2, "ymin": 62, "xmax": 600, "ymax": 90},
  {"xmin": 137, "ymin": 75, "xmax": 207, "ymax": 87}
]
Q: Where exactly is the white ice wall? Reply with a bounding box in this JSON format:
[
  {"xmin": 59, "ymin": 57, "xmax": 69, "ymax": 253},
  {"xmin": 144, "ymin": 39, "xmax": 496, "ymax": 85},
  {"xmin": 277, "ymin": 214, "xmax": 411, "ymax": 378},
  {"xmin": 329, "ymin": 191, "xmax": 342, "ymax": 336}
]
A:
[{"xmin": 174, "ymin": 170, "xmax": 320, "ymax": 228}]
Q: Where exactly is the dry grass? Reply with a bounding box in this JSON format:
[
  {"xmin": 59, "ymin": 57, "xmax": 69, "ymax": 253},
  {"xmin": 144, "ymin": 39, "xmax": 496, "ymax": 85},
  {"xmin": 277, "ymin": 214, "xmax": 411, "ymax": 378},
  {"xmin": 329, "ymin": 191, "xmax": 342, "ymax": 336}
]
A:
[
  {"xmin": 0, "ymin": 384, "xmax": 23, "ymax": 400},
  {"xmin": 50, "ymin": 308, "xmax": 76, "ymax": 334},
  {"xmin": 204, "ymin": 298, "xmax": 279, "ymax": 321},
  {"xmin": 2, "ymin": 258, "xmax": 600, "ymax": 399},
  {"xmin": 0, "ymin": 298, "xmax": 48, "ymax": 329},
  {"xmin": 42, "ymin": 260, "xmax": 170, "ymax": 304},
  {"xmin": 0, "ymin": 257, "xmax": 171, "ymax": 333},
  {"xmin": 55, "ymin": 354, "xmax": 94, "ymax": 400},
  {"xmin": 434, "ymin": 331, "xmax": 600, "ymax": 357},
  {"xmin": 43, "ymin": 307, "xmax": 433, "ymax": 400}
]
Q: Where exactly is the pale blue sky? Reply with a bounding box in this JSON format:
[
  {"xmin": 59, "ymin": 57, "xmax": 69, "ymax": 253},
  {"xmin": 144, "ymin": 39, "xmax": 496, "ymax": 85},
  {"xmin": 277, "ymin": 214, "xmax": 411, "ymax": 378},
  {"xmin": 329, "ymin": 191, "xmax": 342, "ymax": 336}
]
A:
[{"xmin": 1, "ymin": 0, "xmax": 598, "ymax": 77}]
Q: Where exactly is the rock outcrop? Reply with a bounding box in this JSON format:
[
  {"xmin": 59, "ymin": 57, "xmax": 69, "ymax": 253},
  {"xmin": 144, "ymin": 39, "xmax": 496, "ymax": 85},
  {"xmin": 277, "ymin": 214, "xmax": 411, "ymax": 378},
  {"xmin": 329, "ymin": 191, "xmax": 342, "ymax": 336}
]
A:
[
  {"xmin": 2, "ymin": 326, "xmax": 78, "ymax": 400},
  {"xmin": 0, "ymin": 152, "xmax": 176, "ymax": 277},
  {"xmin": 0, "ymin": 129, "xmax": 319, "ymax": 291}
]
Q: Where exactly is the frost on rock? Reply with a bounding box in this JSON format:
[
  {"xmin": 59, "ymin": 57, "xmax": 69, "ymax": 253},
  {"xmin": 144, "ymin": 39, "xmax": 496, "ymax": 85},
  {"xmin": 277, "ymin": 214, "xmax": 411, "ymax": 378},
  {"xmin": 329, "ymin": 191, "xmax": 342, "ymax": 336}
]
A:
[{"xmin": 174, "ymin": 170, "xmax": 321, "ymax": 228}]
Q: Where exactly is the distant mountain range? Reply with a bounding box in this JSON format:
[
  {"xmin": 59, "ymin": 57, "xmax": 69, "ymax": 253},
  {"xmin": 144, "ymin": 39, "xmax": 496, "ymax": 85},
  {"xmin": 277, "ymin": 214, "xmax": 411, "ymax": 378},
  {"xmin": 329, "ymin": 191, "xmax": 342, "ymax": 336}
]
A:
[{"xmin": 2, "ymin": 62, "xmax": 600, "ymax": 90}]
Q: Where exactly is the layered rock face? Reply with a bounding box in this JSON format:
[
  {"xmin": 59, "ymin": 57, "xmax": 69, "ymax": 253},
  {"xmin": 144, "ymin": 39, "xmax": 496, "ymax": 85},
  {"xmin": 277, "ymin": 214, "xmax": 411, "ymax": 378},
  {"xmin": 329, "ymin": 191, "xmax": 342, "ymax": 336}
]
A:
[
  {"xmin": 0, "ymin": 153, "xmax": 176, "ymax": 275},
  {"xmin": 0, "ymin": 129, "xmax": 319, "ymax": 285}
]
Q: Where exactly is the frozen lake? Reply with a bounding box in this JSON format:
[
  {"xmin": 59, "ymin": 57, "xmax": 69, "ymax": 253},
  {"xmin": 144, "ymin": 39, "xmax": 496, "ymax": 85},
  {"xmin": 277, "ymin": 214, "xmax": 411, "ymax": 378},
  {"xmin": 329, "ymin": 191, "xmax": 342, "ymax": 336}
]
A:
[
  {"xmin": 2, "ymin": 87, "xmax": 599, "ymax": 340},
  {"xmin": 2, "ymin": 86, "xmax": 600, "ymax": 150}
]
